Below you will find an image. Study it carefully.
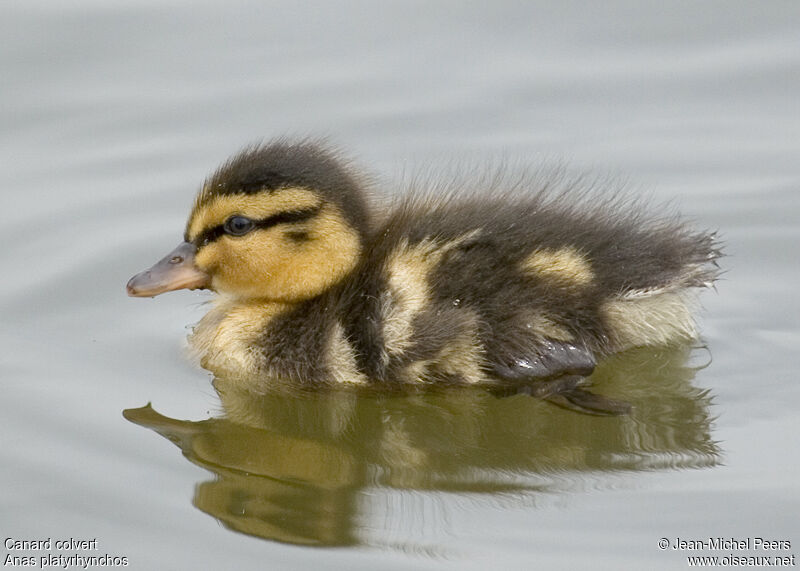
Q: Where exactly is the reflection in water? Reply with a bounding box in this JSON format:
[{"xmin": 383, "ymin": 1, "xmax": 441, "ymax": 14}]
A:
[{"xmin": 124, "ymin": 344, "xmax": 719, "ymax": 547}]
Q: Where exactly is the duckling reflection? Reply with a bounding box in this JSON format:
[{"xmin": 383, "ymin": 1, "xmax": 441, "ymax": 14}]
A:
[{"xmin": 124, "ymin": 344, "xmax": 719, "ymax": 547}]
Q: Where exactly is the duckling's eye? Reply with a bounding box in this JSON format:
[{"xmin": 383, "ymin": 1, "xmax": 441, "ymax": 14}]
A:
[{"xmin": 223, "ymin": 216, "xmax": 255, "ymax": 237}]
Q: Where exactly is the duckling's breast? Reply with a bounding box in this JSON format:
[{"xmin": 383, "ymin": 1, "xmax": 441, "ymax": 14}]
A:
[
  {"xmin": 190, "ymin": 293, "xmax": 373, "ymax": 388},
  {"xmin": 188, "ymin": 297, "xmax": 290, "ymax": 381}
]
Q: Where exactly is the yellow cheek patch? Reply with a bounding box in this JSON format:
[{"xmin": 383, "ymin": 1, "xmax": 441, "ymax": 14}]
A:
[
  {"xmin": 261, "ymin": 207, "xmax": 361, "ymax": 301},
  {"xmin": 194, "ymin": 241, "xmax": 221, "ymax": 273},
  {"xmin": 196, "ymin": 205, "xmax": 361, "ymax": 302},
  {"xmin": 187, "ymin": 186, "xmax": 322, "ymax": 241},
  {"xmin": 521, "ymin": 247, "xmax": 594, "ymax": 287}
]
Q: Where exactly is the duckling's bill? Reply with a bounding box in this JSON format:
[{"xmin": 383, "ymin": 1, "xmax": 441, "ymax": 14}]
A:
[{"xmin": 127, "ymin": 241, "xmax": 210, "ymax": 297}]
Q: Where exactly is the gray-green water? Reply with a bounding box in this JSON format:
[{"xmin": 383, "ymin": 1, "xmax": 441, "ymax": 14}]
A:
[{"xmin": 2, "ymin": 2, "xmax": 798, "ymax": 569}]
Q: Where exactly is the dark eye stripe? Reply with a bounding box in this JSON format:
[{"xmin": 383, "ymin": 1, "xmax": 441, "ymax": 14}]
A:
[{"xmin": 193, "ymin": 205, "xmax": 321, "ymax": 248}]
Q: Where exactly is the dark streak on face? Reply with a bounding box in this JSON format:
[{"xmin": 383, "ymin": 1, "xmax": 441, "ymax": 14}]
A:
[{"xmin": 189, "ymin": 205, "xmax": 322, "ymax": 249}]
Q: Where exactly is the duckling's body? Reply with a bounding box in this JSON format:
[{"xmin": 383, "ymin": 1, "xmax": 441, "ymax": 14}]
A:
[{"xmin": 128, "ymin": 141, "xmax": 720, "ymax": 410}]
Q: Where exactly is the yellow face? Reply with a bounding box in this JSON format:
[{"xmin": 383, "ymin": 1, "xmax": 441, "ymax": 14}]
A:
[{"xmin": 185, "ymin": 186, "xmax": 362, "ymax": 302}]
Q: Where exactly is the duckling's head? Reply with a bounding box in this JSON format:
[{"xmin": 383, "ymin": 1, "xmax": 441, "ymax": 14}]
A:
[{"xmin": 127, "ymin": 141, "xmax": 370, "ymax": 302}]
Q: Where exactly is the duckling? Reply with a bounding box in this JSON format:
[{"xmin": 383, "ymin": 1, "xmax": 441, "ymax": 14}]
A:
[{"xmin": 127, "ymin": 140, "xmax": 721, "ymax": 413}]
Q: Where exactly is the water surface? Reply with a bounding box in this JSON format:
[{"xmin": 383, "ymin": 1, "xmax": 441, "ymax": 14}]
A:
[{"xmin": 1, "ymin": 2, "xmax": 798, "ymax": 569}]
